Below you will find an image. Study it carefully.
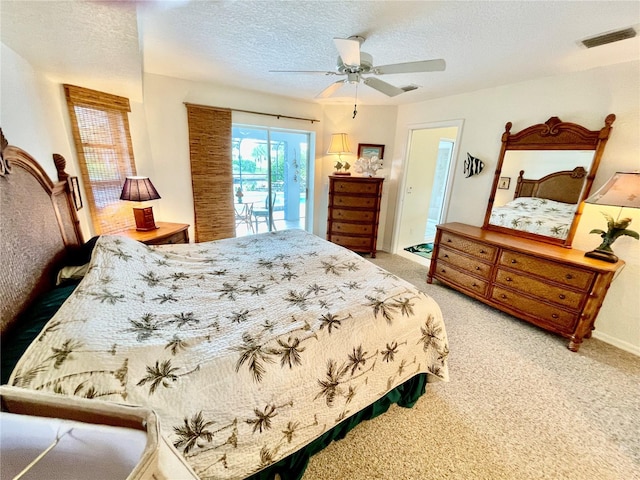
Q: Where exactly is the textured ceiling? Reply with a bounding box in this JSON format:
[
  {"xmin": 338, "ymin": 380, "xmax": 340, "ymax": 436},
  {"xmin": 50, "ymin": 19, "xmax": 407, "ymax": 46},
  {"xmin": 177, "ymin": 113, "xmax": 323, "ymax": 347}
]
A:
[{"xmin": 1, "ymin": 0, "xmax": 639, "ymax": 105}]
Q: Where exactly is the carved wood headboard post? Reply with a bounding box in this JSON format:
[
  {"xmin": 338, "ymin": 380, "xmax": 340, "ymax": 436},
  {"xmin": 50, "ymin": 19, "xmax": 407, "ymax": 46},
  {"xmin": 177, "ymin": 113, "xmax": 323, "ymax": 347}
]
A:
[{"xmin": 0, "ymin": 128, "xmax": 83, "ymax": 333}]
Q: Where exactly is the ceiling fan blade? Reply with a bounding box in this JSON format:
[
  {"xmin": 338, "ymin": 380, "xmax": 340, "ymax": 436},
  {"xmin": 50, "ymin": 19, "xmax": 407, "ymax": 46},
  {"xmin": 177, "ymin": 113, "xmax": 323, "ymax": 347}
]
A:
[
  {"xmin": 315, "ymin": 80, "xmax": 346, "ymax": 99},
  {"xmin": 363, "ymin": 77, "xmax": 405, "ymax": 97},
  {"xmin": 373, "ymin": 59, "xmax": 446, "ymax": 75},
  {"xmin": 269, "ymin": 70, "xmax": 338, "ymax": 75},
  {"xmin": 333, "ymin": 37, "xmax": 361, "ymax": 66}
]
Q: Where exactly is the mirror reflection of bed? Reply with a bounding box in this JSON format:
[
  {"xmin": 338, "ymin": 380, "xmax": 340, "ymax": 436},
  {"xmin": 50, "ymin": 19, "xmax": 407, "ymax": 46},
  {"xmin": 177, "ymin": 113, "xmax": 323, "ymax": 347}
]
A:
[{"xmin": 489, "ymin": 162, "xmax": 591, "ymax": 240}]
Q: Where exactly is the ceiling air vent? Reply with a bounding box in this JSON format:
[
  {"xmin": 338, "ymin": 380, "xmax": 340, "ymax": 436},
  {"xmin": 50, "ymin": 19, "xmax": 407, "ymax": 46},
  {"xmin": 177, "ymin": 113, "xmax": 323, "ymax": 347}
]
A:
[
  {"xmin": 581, "ymin": 27, "xmax": 636, "ymax": 48},
  {"xmin": 401, "ymin": 85, "xmax": 419, "ymax": 92}
]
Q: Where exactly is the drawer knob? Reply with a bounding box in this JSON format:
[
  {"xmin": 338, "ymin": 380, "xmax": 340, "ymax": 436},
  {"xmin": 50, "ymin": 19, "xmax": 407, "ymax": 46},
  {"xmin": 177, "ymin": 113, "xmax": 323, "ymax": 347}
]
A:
[
  {"xmin": 472, "ymin": 283, "xmax": 478, "ymax": 287},
  {"xmin": 559, "ymin": 294, "xmax": 566, "ymax": 299},
  {"xmin": 480, "ymin": 249, "xmax": 486, "ymax": 254},
  {"xmin": 506, "ymin": 277, "xmax": 512, "ymax": 282},
  {"xmin": 501, "ymin": 294, "xmax": 507, "ymax": 299},
  {"xmin": 441, "ymin": 268, "xmax": 446, "ymax": 273},
  {"xmin": 447, "ymin": 239, "xmax": 452, "ymax": 243},
  {"xmin": 511, "ymin": 259, "xmax": 517, "ymax": 264},
  {"xmin": 444, "ymin": 254, "xmax": 449, "ymax": 258},
  {"xmin": 552, "ymin": 314, "xmax": 559, "ymax": 319},
  {"xmin": 475, "ymin": 266, "xmax": 481, "ymax": 271},
  {"xmin": 566, "ymin": 274, "xmax": 573, "ymax": 280}
]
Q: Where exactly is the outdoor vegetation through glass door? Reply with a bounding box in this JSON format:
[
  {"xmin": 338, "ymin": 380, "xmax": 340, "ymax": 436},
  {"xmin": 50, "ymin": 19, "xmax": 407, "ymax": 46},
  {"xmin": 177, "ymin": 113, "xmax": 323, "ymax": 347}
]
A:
[{"xmin": 232, "ymin": 126, "xmax": 309, "ymax": 237}]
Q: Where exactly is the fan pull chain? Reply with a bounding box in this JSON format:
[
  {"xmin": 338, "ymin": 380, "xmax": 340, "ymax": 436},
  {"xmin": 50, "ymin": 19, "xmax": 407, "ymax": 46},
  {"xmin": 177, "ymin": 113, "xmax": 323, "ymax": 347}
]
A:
[{"xmin": 353, "ymin": 83, "xmax": 358, "ymax": 119}]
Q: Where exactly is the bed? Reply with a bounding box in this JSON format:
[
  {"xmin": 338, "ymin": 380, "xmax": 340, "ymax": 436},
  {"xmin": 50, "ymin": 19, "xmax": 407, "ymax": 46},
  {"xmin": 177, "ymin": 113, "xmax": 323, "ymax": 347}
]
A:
[
  {"xmin": 0, "ymin": 130, "xmax": 449, "ymax": 480},
  {"xmin": 488, "ymin": 167, "xmax": 586, "ymax": 239}
]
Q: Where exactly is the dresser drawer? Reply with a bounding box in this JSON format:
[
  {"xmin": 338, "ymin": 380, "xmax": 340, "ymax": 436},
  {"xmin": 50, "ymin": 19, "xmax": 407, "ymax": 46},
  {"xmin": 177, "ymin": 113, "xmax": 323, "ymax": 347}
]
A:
[
  {"xmin": 330, "ymin": 222, "xmax": 373, "ymax": 235},
  {"xmin": 434, "ymin": 263, "xmax": 488, "ymax": 296},
  {"xmin": 329, "ymin": 235, "xmax": 374, "ymax": 250},
  {"xmin": 491, "ymin": 286, "xmax": 578, "ymax": 332},
  {"xmin": 499, "ymin": 251, "xmax": 594, "ymax": 290},
  {"xmin": 437, "ymin": 246, "xmax": 492, "ymax": 280},
  {"xmin": 332, "ymin": 180, "xmax": 380, "ymax": 195},
  {"xmin": 146, "ymin": 229, "xmax": 188, "ymax": 245},
  {"xmin": 331, "ymin": 208, "xmax": 375, "ymax": 222},
  {"xmin": 495, "ymin": 269, "xmax": 586, "ymax": 310},
  {"xmin": 332, "ymin": 195, "xmax": 378, "ymax": 208},
  {"xmin": 440, "ymin": 232, "xmax": 497, "ymax": 262}
]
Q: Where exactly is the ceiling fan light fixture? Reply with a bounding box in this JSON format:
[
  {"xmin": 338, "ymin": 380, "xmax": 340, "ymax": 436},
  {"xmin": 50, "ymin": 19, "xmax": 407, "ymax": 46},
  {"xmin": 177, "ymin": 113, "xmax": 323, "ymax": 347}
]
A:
[{"xmin": 347, "ymin": 73, "xmax": 360, "ymax": 83}]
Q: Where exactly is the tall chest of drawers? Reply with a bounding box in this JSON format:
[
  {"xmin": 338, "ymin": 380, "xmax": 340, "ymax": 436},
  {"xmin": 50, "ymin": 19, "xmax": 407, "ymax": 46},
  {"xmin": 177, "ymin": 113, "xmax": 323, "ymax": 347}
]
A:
[
  {"xmin": 427, "ymin": 222, "xmax": 623, "ymax": 351},
  {"xmin": 327, "ymin": 175, "xmax": 384, "ymax": 257}
]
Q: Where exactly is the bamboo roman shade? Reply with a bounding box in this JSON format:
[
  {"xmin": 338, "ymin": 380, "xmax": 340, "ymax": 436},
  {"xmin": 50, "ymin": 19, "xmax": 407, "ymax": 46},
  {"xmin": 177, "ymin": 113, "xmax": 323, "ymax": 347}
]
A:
[
  {"xmin": 186, "ymin": 103, "xmax": 235, "ymax": 241},
  {"xmin": 64, "ymin": 84, "xmax": 137, "ymax": 234}
]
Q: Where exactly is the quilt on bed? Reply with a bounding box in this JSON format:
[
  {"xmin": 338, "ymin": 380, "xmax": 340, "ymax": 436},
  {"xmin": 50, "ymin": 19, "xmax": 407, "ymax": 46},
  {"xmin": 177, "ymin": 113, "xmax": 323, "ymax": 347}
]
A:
[
  {"xmin": 9, "ymin": 229, "xmax": 449, "ymax": 479},
  {"xmin": 489, "ymin": 197, "xmax": 577, "ymax": 238}
]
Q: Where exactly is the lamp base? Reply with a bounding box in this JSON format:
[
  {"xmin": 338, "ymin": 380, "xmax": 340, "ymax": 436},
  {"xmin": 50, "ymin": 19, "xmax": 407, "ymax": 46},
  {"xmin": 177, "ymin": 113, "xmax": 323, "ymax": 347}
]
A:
[
  {"xmin": 333, "ymin": 171, "xmax": 351, "ymax": 176},
  {"xmin": 584, "ymin": 249, "xmax": 618, "ymax": 263},
  {"xmin": 133, "ymin": 207, "xmax": 159, "ymax": 231}
]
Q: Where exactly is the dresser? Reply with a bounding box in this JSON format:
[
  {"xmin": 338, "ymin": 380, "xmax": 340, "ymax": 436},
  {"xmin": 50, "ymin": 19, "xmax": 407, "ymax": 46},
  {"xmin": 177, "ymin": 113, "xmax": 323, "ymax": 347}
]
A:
[
  {"xmin": 327, "ymin": 175, "xmax": 384, "ymax": 257},
  {"xmin": 427, "ymin": 222, "xmax": 623, "ymax": 351},
  {"xmin": 116, "ymin": 222, "xmax": 190, "ymax": 245}
]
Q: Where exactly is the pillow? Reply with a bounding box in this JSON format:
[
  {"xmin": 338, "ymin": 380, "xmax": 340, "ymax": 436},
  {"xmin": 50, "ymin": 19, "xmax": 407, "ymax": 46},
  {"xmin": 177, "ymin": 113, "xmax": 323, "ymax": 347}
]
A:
[
  {"xmin": 1, "ymin": 283, "xmax": 78, "ymax": 384},
  {"xmin": 56, "ymin": 263, "xmax": 89, "ymax": 286},
  {"xmin": 65, "ymin": 236, "xmax": 100, "ymax": 266}
]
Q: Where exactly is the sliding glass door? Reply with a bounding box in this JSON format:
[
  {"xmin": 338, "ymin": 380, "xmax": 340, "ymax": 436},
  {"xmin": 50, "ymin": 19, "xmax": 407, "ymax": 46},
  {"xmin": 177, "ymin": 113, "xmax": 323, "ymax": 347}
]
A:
[{"xmin": 232, "ymin": 126, "xmax": 309, "ymax": 236}]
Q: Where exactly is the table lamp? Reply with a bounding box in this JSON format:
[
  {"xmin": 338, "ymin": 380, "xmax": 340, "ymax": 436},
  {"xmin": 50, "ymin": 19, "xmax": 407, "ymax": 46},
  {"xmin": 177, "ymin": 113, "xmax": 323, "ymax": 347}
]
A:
[
  {"xmin": 327, "ymin": 133, "xmax": 352, "ymax": 175},
  {"xmin": 120, "ymin": 176, "xmax": 161, "ymax": 231},
  {"xmin": 584, "ymin": 171, "xmax": 639, "ymax": 263}
]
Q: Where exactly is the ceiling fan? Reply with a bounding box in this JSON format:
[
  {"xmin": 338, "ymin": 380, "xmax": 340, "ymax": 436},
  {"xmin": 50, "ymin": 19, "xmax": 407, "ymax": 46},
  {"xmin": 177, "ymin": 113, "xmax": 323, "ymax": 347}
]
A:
[{"xmin": 270, "ymin": 35, "xmax": 446, "ymax": 98}]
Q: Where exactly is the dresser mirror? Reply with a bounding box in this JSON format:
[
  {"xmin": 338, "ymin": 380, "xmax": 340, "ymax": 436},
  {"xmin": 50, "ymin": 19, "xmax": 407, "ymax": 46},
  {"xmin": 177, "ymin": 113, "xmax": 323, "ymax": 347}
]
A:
[{"xmin": 482, "ymin": 114, "xmax": 616, "ymax": 247}]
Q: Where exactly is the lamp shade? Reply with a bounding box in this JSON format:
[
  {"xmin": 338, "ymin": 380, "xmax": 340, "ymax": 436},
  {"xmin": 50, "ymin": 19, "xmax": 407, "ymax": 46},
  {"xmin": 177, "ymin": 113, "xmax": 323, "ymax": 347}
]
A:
[
  {"xmin": 584, "ymin": 172, "xmax": 640, "ymax": 208},
  {"xmin": 327, "ymin": 133, "xmax": 351, "ymax": 155},
  {"xmin": 120, "ymin": 177, "xmax": 161, "ymax": 202}
]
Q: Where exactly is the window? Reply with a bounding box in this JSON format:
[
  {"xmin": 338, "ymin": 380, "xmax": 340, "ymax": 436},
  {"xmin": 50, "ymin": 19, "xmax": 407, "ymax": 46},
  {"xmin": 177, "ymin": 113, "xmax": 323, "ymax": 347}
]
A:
[{"xmin": 64, "ymin": 84, "xmax": 137, "ymax": 234}]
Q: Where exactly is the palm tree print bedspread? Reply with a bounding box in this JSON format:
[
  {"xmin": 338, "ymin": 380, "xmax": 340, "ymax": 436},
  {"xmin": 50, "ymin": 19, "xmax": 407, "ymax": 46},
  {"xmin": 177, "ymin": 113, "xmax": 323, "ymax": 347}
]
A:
[{"xmin": 10, "ymin": 230, "xmax": 449, "ymax": 479}]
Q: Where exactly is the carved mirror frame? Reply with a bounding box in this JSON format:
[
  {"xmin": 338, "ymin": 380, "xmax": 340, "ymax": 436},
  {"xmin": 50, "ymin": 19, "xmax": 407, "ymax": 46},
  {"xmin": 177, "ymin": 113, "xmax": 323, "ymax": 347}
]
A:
[{"xmin": 482, "ymin": 114, "xmax": 616, "ymax": 247}]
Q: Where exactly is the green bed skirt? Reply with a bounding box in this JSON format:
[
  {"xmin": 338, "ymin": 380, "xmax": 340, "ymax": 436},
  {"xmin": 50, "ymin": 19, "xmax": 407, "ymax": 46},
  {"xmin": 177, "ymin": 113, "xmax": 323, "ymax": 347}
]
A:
[{"xmin": 247, "ymin": 373, "xmax": 428, "ymax": 480}]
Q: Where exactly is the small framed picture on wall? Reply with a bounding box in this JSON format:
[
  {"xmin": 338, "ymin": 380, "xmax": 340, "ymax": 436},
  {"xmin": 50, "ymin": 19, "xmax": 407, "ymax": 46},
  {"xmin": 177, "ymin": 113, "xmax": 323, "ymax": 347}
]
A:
[
  {"xmin": 357, "ymin": 143, "xmax": 385, "ymax": 160},
  {"xmin": 68, "ymin": 176, "xmax": 83, "ymax": 210},
  {"xmin": 498, "ymin": 177, "xmax": 511, "ymax": 190}
]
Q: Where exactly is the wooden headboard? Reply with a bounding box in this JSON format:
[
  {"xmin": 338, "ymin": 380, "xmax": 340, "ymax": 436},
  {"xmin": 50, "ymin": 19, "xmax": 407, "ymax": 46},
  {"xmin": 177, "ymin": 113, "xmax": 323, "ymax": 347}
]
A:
[
  {"xmin": 0, "ymin": 129, "xmax": 83, "ymax": 335},
  {"xmin": 513, "ymin": 166, "xmax": 588, "ymax": 204}
]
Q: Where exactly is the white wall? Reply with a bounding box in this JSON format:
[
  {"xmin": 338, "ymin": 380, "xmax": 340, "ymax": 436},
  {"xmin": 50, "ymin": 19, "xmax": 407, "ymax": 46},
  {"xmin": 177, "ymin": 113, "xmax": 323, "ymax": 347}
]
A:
[
  {"xmin": 1, "ymin": 44, "xmax": 73, "ymax": 180},
  {"xmin": 390, "ymin": 60, "xmax": 640, "ymax": 354}
]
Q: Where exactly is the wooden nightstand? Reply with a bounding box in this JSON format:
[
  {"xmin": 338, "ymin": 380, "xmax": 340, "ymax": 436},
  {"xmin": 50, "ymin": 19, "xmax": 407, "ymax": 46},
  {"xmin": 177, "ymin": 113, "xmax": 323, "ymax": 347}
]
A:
[{"xmin": 116, "ymin": 222, "xmax": 190, "ymax": 245}]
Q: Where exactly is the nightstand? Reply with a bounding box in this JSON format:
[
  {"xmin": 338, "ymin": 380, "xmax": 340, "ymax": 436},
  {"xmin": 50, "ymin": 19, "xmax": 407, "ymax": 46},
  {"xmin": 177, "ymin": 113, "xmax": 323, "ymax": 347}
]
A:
[{"xmin": 116, "ymin": 222, "xmax": 190, "ymax": 245}]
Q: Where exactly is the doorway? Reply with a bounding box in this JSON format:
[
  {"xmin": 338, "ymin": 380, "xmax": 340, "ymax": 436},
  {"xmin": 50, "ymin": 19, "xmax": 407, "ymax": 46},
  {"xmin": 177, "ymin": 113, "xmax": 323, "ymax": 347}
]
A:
[
  {"xmin": 393, "ymin": 121, "xmax": 462, "ymax": 265},
  {"xmin": 232, "ymin": 125, "xmax": 310, "ymax": 236}
]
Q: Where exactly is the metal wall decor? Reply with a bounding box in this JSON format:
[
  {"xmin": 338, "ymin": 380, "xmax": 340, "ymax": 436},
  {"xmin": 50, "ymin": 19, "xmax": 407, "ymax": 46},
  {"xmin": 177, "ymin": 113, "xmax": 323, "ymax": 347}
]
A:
[{"xmin": 464, "ymin": 153, "xmax": 484, "ymax": 177}]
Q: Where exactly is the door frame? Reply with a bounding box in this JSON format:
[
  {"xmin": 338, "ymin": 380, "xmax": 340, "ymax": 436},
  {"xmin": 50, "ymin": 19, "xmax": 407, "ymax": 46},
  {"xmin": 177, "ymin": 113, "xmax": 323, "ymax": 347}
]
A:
[{"xmin": 391, "ymin": 119, "xmax": 465, "ymax": 255}]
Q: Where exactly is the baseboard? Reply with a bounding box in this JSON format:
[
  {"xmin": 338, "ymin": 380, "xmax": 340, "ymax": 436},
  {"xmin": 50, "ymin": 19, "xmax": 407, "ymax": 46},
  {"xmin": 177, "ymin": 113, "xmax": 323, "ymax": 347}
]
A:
[{"xmin": 591, "ymin": 331, "xmax": 640, "ymax": 356}]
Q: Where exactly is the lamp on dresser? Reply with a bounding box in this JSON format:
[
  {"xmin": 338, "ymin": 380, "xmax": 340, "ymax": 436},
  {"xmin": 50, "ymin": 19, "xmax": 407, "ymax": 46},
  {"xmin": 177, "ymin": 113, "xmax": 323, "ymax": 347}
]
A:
[
  {"xmin": 120, "ymin": 176, "xmax": 161, "ymax": 231},
  {"xmin": 584, "ymin": 171, "xmax": 640, "ymax": 263},
  {"xmin": 327, "ymin": 133, "xmax": 352, "ymax": 175}
]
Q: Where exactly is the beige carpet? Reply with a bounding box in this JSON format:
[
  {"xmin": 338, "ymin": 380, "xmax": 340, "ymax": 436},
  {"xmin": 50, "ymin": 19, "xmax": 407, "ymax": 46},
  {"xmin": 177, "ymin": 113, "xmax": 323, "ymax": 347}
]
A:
[{"xmin": 302, "ymin": 252, "xmax": 640, "ymax": 480}]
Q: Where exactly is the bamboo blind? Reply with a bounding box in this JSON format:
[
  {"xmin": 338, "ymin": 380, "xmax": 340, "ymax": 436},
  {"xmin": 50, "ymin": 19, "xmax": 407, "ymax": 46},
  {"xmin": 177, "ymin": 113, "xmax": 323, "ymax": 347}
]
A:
[
  {"xmin": 64, "ymin": 84, "xmax": 137, "ymax": 234},
  {"xmin": 186, "ymin": 104, "xmax": 235, "ymax": 241}
]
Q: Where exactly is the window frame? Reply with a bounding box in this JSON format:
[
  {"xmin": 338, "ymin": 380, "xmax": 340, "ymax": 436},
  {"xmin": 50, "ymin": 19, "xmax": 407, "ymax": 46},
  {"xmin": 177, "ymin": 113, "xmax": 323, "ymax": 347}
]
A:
[{"xmin": 64, "ymin": 84, "xmax": 137, "ymax": 234}]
